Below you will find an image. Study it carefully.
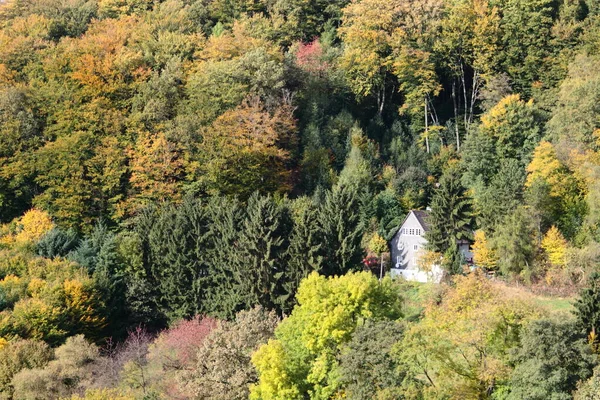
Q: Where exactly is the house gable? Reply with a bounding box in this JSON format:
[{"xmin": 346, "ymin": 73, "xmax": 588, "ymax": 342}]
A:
[{"xmin": 390, "ymin": 211, "xmax": 428, "ymax": 272}]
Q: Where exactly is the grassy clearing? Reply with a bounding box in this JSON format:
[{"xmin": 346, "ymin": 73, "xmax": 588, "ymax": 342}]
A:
[
  {"xmin": 395, "ymin": 280, "xmax": 440, "ymax": 321},
  {"xmin": 395, "ymin": 277, "xmax": 577, "ymax": 321},
  {"xmin": 493, "ymin": 280, "xmax": 576, "ymax": 316}
]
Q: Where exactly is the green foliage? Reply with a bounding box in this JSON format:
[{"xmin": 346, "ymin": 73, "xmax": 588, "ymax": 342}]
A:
[
  {"xmin": 492, "ymin": 207, "xmax": 536, "ymax": 279},
  {"xmin": 426, "ymin": 165, "xmax": 474, "ymax": 256},
  {"xmin": 338, "ymin": 320, "xmax": 406, "ymax": 399},
  {"xmin": 282, "ymin": 197, "xmax": 324, "ymax": 312},
  {"xmin": 145, "ymin": 197, "xmax": 211, "ymax": 322},
  {"xmin": 507, "ymin": 318, "xmax": 596, "ymax": 400},
  {"xmin": 250, "ymin": 271, "xmax": 402, "ymax": 399},
  {"xmin": 317, "ymin": 185, "xmax": 365, "ymax": 276},
  {"xmin": 228, "ymin": 193, "xmax": 293, "ymax": 313},
  {"xmin": 500, "ymin": 0, "xmax": 560, "ymax": 92},
  {"xmin": 547, "ymin": 54, "xmax": 600, "ymax": 149},
  {"xmin": 35, "ymin": 228, "xmax": 79, "ymax": 259},
  {"xmin": 575, "ymin": 272, "xmax": 600, "ymax": 339}
]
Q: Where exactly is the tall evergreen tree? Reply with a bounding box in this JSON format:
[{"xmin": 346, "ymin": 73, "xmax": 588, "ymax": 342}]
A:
[
  {"xmin": 575, "ymin": 272, "xmax": 600, "ymax": 341},
  {"xmin": 282, "ymin": 197, "xmax": 324, "ymax": 312},
  {"xmin": 204, "ymin": 196, "xmax": 244, "ymax": 319},
  {"xmin": 318, "ymin": 185, "xmax": 365, "ymax": 276},
  {"xmin": 146, "ymin": 197, "xmax": 212, "ymax": 321},
  {"xmin": 426, "ymin": 166, "xmax": 474, "ymax": 255},
  {"xmin": 229, "ymin": 193, "xmax": 293, "ymax": 314},
  {"xmin": 493, "ymin": 207, "xmax": 536, "ymax": 280}
]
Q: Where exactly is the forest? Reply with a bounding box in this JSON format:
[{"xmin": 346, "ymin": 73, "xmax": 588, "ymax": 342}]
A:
[{"xmin": 2, "ymin": 0, "xmax": 600, "ymax": 398}]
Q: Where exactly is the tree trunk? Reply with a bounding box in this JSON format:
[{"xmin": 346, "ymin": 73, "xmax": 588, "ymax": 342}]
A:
[
  {"xmin": 469, "ymin": 70, "xmax": 480, "ymax": 129},
  {"xmin": 460, "ymin": 63, "xmax": 468, "ymax": 149},
  {"xmin": 452, "ymin": 80, "xmax": 459, "ymax": 150},
  {"xmin": 424, "ymin": 100, "xmax": 430, "ymax": 153}
]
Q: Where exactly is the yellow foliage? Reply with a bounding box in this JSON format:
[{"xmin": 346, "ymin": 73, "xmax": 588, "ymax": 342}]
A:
[
  {"xmin": 401, "ymin": 272, "xmax": 540, "ymax": 398},
  {"xmin": 481, "ymin": 94, "xmax": 524, "ymax": 129},
  {"xmin": 0, "ymin": 337, "xmax": 7, "ymax": 350},
  {"xmin": 417, "ymin": 250, "xmax": 442, "ymax": 273},
  {"xmin": 7, "ymin": 209, "xmax": 55, "ymax": 246},
  {"xmin": 62, "ymin": 279, "xmax": 106, "ymax": 331},
  {"xmin": 368, "ymin": 233, "xmax": 388, "ymax": 255},
  {"xmin": 541, "ymin": 226, "xmax": 568, "ymax": 268},
  {"xmin": 27, "ymin": 278, "xmax": 48, "ymax": 298},
  {"xmin": 525, "ymin": 141, "xmax": 584, "ymax": 200},
  {"xmin": 199, "ymin": 20, "xmax": 279, "ymax": 62},
  {"xmin": 471, "ymin": 230, "xmax": 498, "ymax": 270},
  {"xmin": 250, "ymin": 340, "xmax": 302, "ymax": 400}
]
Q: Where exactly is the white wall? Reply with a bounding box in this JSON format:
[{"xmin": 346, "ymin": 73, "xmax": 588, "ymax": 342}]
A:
[{"xmin": 390, "ymin": 212, "xmax": 428, "ymax": 271}]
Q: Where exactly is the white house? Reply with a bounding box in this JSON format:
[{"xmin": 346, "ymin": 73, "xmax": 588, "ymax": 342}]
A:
[{"xmin": 389, "ymin": 210, "xmax": 473, "ymax": 283}]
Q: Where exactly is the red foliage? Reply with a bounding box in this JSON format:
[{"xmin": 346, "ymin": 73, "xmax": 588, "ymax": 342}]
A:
[
  {"xmin": 362, "ymin": 256, "xmax": 379, "ymax": 268},
  {"xmin": 155, "ymin": 316, "xmax": 218, "ymax": 368},
  {"xmin": 295, "ymin": 39, "xmax": 328, "ymax": 74}
]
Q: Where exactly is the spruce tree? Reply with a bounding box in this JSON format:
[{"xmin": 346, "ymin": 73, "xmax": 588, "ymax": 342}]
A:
[
  {"xmin": 230, "ymin": 193, "xmax": 293, "ymax": 314},
  {"xmin": 575, "ymin": 272, "xmax": 600, "ymax": 341},
  {"xmin": 282, "ymin": 197, "xmax": 324, "ymax": 312},
  {"xmin": 147, "ymin": 197, "xmax": 212, "ymax": 321},
  {"xmin": 493, "ymin": 207, "xmax": 536, "ymax": 279},
  {"xmin": 318, "ymin": 185, "xmax": 365, "ymax": 276},
  {"xmin": 204, "ymin": 196, "xmax": 244, "ymax": 319},
  {"xmin": 426, "ymin": 166, "xmax": 474, "ymax": 255}
]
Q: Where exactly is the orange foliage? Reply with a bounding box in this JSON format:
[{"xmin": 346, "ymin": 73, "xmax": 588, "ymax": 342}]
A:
[{"xmin": 200, "ymin": 97, "xmax": 296, "ymax": 197}]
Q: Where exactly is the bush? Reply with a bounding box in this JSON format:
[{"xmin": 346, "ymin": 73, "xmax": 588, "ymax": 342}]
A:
[
  {"xmin": 12, "ymin": 335, "xmax": 100, "ymax": 400},
  {"xmin": 184, "ymin": 307, "xmax": 279, "ymax": 400},
  {"xmin": 0, "ymin": 339, "xmax": 52, "ymax": 399}
]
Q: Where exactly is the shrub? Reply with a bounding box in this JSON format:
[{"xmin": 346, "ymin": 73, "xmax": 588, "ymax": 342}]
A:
[
  {"xmin": 0, "ymin": 339, "xmax": 52, "ymax": 399},
  {"xmin": 12, "ymin": 335, "xmax": 100, "ymax": 400}
]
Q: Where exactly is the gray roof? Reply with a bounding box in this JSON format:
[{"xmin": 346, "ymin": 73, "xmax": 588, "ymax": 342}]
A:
[{"xmin": 411, "ymin": 210, "xmax": 430, "ymax": 231}]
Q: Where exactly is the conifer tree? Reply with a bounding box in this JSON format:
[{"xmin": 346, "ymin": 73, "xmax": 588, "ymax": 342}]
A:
[
  {"xmin": 575, "ymin": 272, "xmax": 600, "ymax": 341},
  {"xmin": 204, "ymin": 196, "xmax": 244, "ymax": 319},
  {"xmin": 230, "ymin": 193, "xmax": 293, "ymax": 314},
  {"xmin": 282, "ymin": 197, "xmax": 324, "ymax": 312},
  {"xmin": 493, "ymin": 207, "xmax": 536, "ymax": 280},
  {"xmin": 318, "ymin": 185, "xmax": 365, "ymax": 276},
  {"xmin": 426, "ymin": 166, "xmax": 474, "ymax": 255},
  {"xmin": 147, "ymin": 198, "xmax": 212, "ymax": 321}
]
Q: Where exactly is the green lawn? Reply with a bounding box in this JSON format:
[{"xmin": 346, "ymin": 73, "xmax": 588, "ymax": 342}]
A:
[{"xmin": 533, "ymin": 296, "xmax": 575, "ymax": 314}]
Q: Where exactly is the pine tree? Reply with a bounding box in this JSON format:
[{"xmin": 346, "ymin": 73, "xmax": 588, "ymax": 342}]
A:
[
  {"xmin": 426, "ymin": 166, "xmax": 474, "ymax": 254},
  {"xmin": 318, "ymin": 185, "xmax": 365, "ymax": 276}
]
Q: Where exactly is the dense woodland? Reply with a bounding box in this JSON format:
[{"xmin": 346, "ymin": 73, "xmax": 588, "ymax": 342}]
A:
[{"xmin": 2, "ymin": 0, "xmax": 600, "ymax": 398}]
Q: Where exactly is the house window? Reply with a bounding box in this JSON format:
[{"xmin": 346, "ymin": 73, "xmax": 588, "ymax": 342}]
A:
[
  {"xmin": 413, "ymin": 245, "xmax": 418, "ymax": 250},
  {"xmin": 409, "ymin": 229, "xmax": 414, "ymax": 235},
  {"xmin": 416, "ymin": 229, "xmax": 421, "ymax": 236}
]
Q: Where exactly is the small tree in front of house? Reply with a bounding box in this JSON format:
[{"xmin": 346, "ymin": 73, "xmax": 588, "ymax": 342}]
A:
[{"xmin": 368, "ymin": 233, "xmax": 388, "ymax": 279}]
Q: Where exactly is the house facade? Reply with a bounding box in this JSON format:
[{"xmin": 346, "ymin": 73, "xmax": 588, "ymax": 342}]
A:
[{"xmin": 389, "ymin": 210, "xmax": 473, "ymax": 283}]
